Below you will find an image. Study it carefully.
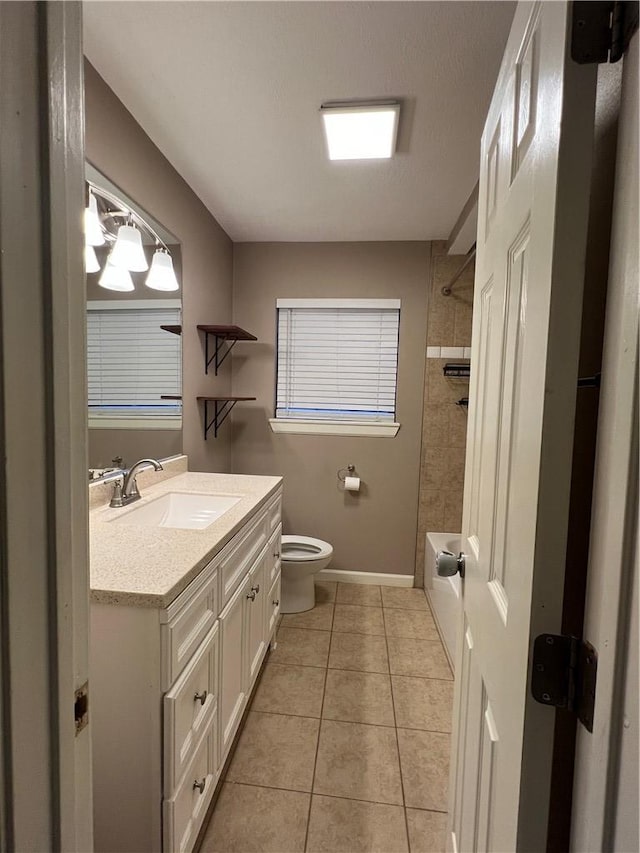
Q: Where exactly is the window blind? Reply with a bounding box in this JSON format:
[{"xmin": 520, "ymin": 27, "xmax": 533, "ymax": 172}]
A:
[
  {"xmin": 87, "ymin": 305, "xmax": 182, "ymax": 417},
  {"xmin": 276, "ymin": 301, "xmax": 400, "ymax": 422}
]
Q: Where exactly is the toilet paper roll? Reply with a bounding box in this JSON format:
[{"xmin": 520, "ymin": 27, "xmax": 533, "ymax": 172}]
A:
[{"xmin": 344, "ymin": 476, "xmax": 361, "ymax": 492}]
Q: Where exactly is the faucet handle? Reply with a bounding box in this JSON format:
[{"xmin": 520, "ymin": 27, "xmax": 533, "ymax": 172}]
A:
[{"xmin": 109, "ymin": 474, "xmax": 125, "ymax": 508}]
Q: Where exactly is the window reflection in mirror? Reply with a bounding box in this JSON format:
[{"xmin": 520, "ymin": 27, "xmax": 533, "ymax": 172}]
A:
[{"xmin": 85, "ymin": 163, "xmax": 182, "ymax": 478}]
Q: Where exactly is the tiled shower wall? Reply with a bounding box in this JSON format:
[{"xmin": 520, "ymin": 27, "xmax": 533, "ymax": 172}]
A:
[{"xmin": 415, "ymin": 242, "xmax": 475, "ymax": 587}]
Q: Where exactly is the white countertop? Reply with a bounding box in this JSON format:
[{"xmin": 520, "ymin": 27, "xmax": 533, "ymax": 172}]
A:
[{"xmin": 90, "ymin": 471, "xmax": 282, "ymax": 608}]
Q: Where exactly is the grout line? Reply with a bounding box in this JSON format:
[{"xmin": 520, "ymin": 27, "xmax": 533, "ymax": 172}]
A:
[
  {"xmin": 303, "ymin": 648, "xmax": 329, "ymax": 852},
  {"xmin": 382, "ymin": 608, "xmax": 412, "ymax": 853},
  {"xmin": 225, "ymin": 778, "xmax": 443, "ymax": 812},
  {"xmin": 269, "ymin": 652, "xmax": 453, "ymax": 682}
]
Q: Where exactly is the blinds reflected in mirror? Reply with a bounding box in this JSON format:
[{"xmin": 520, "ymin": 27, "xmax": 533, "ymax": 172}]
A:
[
  {"xmin": 87, "ymin": 302, "xmax": 182, "ymax": 417},
  {"xmin": 276, "ymin": 299, "xmax": 400, "ymax": 422}
]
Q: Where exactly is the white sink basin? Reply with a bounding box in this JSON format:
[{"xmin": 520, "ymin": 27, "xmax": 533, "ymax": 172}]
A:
[{"xmin": 110, "ymin": 492, "xmax": 242, "ymax": 530}]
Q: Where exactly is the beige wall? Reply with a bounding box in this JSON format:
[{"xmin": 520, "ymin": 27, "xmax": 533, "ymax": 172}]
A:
[
  {"xmin": 415, "ymin": 242, "xmax": 474, "ymax": 586},
  {"xmin": 88, "ymin": 428, "xmax": 181, "ymax": 470},
  {"xmin": 231, "ymin": 242, "xmax": 430, "ymax": 577},
  {"xmin": 84, "ymin": 62, "xmax": 234, "ymax": 472}
]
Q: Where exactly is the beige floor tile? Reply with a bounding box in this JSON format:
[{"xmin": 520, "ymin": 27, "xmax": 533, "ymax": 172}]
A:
[
  {"xmin": 271, "ymin": 627, "xmax": 331, "ymax": 667},
  {"xmin": 336, "ymin": 582, "xmax": 382, "ymax": 606},
  {"xmin": 392, "ymin": 677, "xmax": 453, "ymax": 732},
  {"xmin": 307, "ymin": 795, "xmax": 409, "ymax": 853},
  {"xmin": 328, "ymin": 632, "xmax": 389, "ymax": 674},
  {"xmin": 323, "ymin": 669, "xmax": 394, "ymax": 726},
  {"xmin": 315, "ymin": 580, "xmax": 337, "ymax": 603},
  {"xmin": 251, "ymin": 663, "xmax": 326, "ymax": 718},
  {"xmin": 384, "ymin": 608, "xmax": 440, "ymax": 640},
  {"xmin": 387, "ymin": 637, "xmax": 453, "ymax": 680},
  {"xmin": 200, "ymin": 782, "xmax": 309, "ymax": 853},
  {"xmin": 280, "ymin": 601, "xmax": 334, "ymax": 631},
  {"xmin": 406, "ymin": 809, "xmax": 447, "ymax": 853},
  {"xmin": 226, "ymin": 712, "xmax": 319, "ymax": 791},
  {"xmin": 398, "ymin": 729, "xmax": 450, "ymax": 812},
  {"xmin": 381, "ymin": 586, "xmax": 430, "ymax": 611},
  {"xmin": 314, "ymin": 719, "xmax": 403, "ymax": 805},
  {"xmin": 333, "ymin": 604, "xmax": 385, "ymax": 636}
]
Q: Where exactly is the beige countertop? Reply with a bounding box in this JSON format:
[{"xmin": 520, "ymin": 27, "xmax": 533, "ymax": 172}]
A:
[{"xmin": 90, "ymin": 471, "xmax": 282, "ymax": 608}]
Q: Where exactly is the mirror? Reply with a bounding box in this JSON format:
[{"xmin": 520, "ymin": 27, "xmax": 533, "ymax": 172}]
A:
[{"xmin": 85, "ymin": 163, "xmax": 182, "ymax": 478}]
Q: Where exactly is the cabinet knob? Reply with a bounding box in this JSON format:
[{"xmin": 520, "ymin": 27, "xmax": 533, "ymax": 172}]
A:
[
  {"xmin": 194, "ymin": 690, "xmax": 207, "ymax": 706},
  {"xmin": 246, "ymin": 590, "xmax": 257, "ymax": 601},
  {"xmin": 273, "ymin": 599, "xmax": 279, "ymax": 607},
  {"xmin": 193, "ymin": 778, "xmax": 206, "ymax": 794},
  {"xmin": 274, "ymin": 551, "xmax": 280, "ymax": 558},
  {"xmin": 251, "ymin": 584, "xmax": 260, "ymax": 595}
]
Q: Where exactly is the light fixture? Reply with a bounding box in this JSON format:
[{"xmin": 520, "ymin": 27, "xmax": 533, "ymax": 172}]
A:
[
  {"xmin": 145, "ymin": 248, "xmax": 180, "ymax": 291},
  {"xmin": 85, "ymin": 245, "xmax": 100, "ymax": 274},
  {"xmin": 320, "ymin": 102, "xmax": 400, "ymax": 161},
  {"xmin": 109, "ymin": 223, "xmax": 149, "ymax": 272},
  {"xmin": 85, "ymin": 191, "xmax": 105, "ymax": 246},
  {"xmin": 98, "ymin": 261, "xmax": 134, "ymax": 292}
]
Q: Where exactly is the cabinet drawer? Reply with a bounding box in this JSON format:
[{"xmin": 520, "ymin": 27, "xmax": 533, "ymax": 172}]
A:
[
  {"xmin": 164, "ymin": 624, "xmax": 219, "ymax": 797},
  {"xmin": 162, "ymin": 569, "xmax": 219, "ymax": 689},
  {"xmin": 266, "ymin": 525, "xmax": 282, "ymax": 588},
  {"xmin": 163, "ymin": 725, "xmax": 217, "ymax": 853},
  {"xmin": 220, "ymin": 509, "xmax": 269, "ymax": 606},
  {"xmin": 266, "ymin": 571, "xmax": 281, "ymax": 638}
]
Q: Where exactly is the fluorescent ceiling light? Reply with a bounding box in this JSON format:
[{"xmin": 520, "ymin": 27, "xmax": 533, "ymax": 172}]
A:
[{"xmin": 321, "ymin": 103, "xmax": 400, "ymax": 161}]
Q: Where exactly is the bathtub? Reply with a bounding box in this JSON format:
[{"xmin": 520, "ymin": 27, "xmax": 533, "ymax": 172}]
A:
[{"xmin": 425, "ymin": 532, "xmax": 462, "ymax": 671}]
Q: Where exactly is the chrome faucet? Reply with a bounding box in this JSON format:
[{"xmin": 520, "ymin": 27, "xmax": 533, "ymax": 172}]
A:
[{"xmin": 110, "ymin": 458, "xmax": 163, "ymax": 508}]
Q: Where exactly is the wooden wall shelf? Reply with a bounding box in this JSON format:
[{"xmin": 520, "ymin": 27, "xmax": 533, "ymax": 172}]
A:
[
  {"xmin": 160, "ymin": 324, "xmax": 182, "ymax": 336},
  {"xmin": 197, "ymin": 396, "xmax": 256, "ymax": 439},
  {"xmin": 160, "ymin": 395, "xmax": 182, "ymax": 400},
  {"xmin": 196, "ymin": 325, "xmax": 257, "ymax": 375}
]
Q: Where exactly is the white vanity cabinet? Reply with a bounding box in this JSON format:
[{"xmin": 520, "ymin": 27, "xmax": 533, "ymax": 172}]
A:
[{"xmin": 91, "ymin": 488, "xmax": 282, "ymax": 853}]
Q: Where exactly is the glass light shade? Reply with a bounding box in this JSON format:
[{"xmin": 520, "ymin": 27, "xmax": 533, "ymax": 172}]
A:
[
  {"xmin": 85, "ymin": 245, "xmax": 100, "ymax": 274},
  {"xmin": 98, "ymin": 261, "xmax": 134, "ymax": 292},
  {"xmin": 321, "ymin": 104, "xmax": 400, "ymax": 160},
  {"xmin": 85, "ymin": 192, "xmax": 105, "ymax": 246},
  {"xmin": 145, "ymin": 249, "xmax": 179, "ymax": 291},
  {"xmin": 109, "ymin": 224, "xmax": 149, "ymax": 272}
]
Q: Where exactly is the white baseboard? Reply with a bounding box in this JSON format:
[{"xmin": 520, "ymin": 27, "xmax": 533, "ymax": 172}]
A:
[{"xmin": 317, "ymin": 569, "xmax": 414, "ymax": 587}]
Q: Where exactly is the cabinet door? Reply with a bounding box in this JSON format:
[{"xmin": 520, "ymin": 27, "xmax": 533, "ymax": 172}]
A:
[
  {"xmin": 219, "ymin": 575, "xmax": 250, "ymax": 763},
  {"xmin": 266, "ymin": 524, "xmax": 282, "ymax": 589},
  {"xmin": 245, "ymin": 549, "xmax": 267, "ymax": 688},
  {"xmin": 266, "ymin": 571, "xmax": 281, "ymax": 639}
]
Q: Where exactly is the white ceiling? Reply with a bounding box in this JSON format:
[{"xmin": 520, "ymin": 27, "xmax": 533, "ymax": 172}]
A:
[{"xmin": 83, "ymin": 1, "xmax": 515, "ymax": 242}]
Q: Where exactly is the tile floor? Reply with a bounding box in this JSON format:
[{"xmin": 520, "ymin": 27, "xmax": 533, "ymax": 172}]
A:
[{"xmin": 200, "ymin": 581, "xmax": 454, "ymax": 853}]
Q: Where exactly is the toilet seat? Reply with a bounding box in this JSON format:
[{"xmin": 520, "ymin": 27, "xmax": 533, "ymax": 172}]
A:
[{"xmin": 281, "ymin": 535, "xmax": 333, "ymax": 562}]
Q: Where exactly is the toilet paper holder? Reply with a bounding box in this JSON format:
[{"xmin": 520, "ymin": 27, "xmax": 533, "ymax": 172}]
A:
[{"xmin": 337, "ymin": 464, "xmax": 356, "ymax": 482}]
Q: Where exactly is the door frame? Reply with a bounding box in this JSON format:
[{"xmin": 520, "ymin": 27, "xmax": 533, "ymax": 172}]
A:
[
  {"xmin": 570, "ymin": 30, "xmax": 639, "ymax": 852},
  {"xmin": 0, "ymin": 2, "xmax": 91, "ymax": 849}
]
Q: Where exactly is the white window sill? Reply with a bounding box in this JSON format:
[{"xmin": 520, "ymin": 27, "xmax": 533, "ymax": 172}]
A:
[
  {"xmin": 268, "ymin": 418, "xmax": 400, "ymax": 437},
  {"xmin": 88, "ymin": 416, "xmax": 182, "ymax": 430}
]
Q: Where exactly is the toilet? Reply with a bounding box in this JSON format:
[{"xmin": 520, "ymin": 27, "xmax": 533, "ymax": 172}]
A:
[{"xmin": 280, "ymin": 535, "xmax": 333, "ymax": 613}]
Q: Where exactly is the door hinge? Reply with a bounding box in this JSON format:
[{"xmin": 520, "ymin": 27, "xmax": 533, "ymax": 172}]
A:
[
  {"xmin": 531, "ymin": 634, "xmax": 597, "ymax": 732},
  {"xmin": 74, "ymin": 681, "xmax": 89, "ymax": 735},
  {"xmin": 571, "ymin": 2, "xmax": 639, "ymax": 64}
]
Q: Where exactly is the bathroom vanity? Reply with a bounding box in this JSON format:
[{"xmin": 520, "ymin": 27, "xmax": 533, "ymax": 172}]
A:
[{"xmin": 90, "ymin": 471, "xmax": 282, "ymax": 853}]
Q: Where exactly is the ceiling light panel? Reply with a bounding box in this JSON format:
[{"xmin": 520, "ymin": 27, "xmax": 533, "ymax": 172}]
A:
[{"xmin": 321, "ymin": 103, "xmax": 400, "ymax": 161}]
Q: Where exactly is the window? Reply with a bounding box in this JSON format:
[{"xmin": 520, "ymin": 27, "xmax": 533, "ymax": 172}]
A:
[
  {"xmin": 272, "ymin": 298, "xmax": 400, "ymax": 437},
  {"xmin": 87, "ymin": 300, "xmax": 181, "ymax": 429}
]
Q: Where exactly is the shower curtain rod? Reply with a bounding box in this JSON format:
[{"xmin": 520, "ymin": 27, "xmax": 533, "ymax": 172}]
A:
[{"xmin": 441, "ymin": 244, "xmax": 476, "ymax": 296}]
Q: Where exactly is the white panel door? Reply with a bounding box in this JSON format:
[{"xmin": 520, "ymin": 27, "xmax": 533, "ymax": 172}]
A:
[{"xmin": 448, "ymin": 3, "xmax": 597, "ymax": 851}]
